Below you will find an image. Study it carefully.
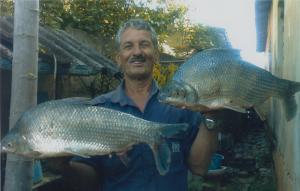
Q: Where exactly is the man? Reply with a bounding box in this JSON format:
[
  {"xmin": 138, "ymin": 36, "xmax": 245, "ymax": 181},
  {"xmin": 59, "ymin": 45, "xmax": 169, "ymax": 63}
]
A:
[{"xmin": 68, "ymin": 19, "xmax": 219, "ymax": 191}]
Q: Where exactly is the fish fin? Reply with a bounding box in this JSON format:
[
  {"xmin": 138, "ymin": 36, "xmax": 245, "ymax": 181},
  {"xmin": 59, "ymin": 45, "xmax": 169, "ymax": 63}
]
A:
[
  {"xmin": 65, "ymin": 149, "xmax": 90, "ymax": 158},
  {"xmin": 207, "ymin": 48, "xmax": 242, "ymax": 60},
  {"xmin": 150, "ymin": 142, "xmax": 171, "ymax": 175},
  {"xmin": 151, "ymin": 123, "xmax": 189, "ymax": 175},
  {"xmin": 192, "ymin": 101, "xmax": 247, "ymax": 113},
  {"xmin": 118, "ymin": 154, "xmax": 130, "ymax": 167},
  {"xmin": 254, "ymin": 102, "xmax": 269, "ymax": 121},
  {"xmin": 283, "ymin": 95, "xmax": 297, "ymax": 121},
  {"xmin": 223, "ymin": 105, "xmax": 247, "ymax": 113},
  {"xmin": 189, "ymin": 104, "xmax": 211, "ymax": 112},
  {"xmin": 29, "ymin": 151, "xmax": 42, "ymax": 158},
  {"xmin": 279, "ymin": 80, "xmax": 300, "ymax": 121}
]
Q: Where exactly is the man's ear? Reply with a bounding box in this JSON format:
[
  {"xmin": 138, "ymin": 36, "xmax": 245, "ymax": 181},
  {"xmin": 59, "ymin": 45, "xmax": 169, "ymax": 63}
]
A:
[
  {"xmin": 115, "ymin": 54, "xmax": 121, "ymax": 67},
  {"xmin": 154, "ymin": 50, "xmax": 160, "ymax": 64}
]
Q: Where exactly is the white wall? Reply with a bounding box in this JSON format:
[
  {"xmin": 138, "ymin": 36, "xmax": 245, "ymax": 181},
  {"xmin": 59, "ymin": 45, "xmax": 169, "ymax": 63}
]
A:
[{"xmin": 268, "ymin": 0, "xmax": 300, "ymax": 190}]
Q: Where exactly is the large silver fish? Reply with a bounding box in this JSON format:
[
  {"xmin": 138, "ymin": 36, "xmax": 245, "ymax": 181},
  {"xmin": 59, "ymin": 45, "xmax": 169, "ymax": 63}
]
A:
[
  {"xmin": 1, "ymin": 98, "xmax": 189, "ymax": 175},
  {"xmin": 158, "ymin": 48, "xmax": 300, "ymax": 121}
]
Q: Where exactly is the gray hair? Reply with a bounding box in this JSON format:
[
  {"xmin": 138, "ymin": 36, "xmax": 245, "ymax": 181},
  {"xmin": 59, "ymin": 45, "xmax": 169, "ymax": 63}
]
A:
[{"xmin": 115, "ymin": 19, "xmax": 158, "ymax": 51}]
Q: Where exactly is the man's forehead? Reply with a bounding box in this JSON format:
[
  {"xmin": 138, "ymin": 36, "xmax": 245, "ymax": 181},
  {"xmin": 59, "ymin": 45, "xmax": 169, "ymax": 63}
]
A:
[{"xmin": 120, "ymin": 28, "xmax": 152, "ymax": 43}]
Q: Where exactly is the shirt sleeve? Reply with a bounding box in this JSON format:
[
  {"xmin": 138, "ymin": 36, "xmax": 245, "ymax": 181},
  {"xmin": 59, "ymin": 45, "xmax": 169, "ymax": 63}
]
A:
[{"xmin": 181, "ymin": 110, "xmax": 203, "ymax": 159}]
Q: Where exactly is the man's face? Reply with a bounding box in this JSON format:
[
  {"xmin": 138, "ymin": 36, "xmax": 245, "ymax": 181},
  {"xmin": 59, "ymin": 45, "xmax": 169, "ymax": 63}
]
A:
[{"xmin": 116, "ymin": 28, "xmax": 158, "ymax": 81}]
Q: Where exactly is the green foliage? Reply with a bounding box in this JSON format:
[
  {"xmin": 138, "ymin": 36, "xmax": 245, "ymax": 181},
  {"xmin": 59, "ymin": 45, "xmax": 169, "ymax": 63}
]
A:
[
  {"xmin": 1, "ymin": 0, "xmax": 230, "ymax": 58},
  {"xmin": 153, "ymin": 63, "xmax": 178, "ymax": 87},
  {"xmin": 91, "ymin": 72, "xmax": 120, "ymax": 96},
  {"xmin": 188, "ymin": 174, "xmax": 204, "ymax": 191},
  {"xmin": 1, "ymin": 0, "xmax": 230, "ymax": 63},
  {"xmin": 39, "ymin": 0, "xmax": 185, "ymax": 43},
  {"xmin": 36, "ymin": 0, "xmax": 188, "ymax": 57},
  {"xmin": 0, "ymin": 0, "xmax": 13, "ymax": 16},
  {"xmin": 40, "ymin": 0, "xmax": 65, "ymax": 29}
]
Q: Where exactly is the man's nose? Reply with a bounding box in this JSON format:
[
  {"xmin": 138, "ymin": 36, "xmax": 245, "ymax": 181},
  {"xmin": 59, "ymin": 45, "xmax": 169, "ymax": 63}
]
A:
[{"xmin": 132, "ymin": 46, "xmax": 142, "ymax": 55}]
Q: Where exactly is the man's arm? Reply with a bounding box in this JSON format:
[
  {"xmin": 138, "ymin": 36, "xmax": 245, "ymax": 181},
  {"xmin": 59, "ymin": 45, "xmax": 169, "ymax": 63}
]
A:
[
  {"xmin": 187, "ymin": 118, "xmax": 219, "ymax": 176},
  {"xmin": 65, "ymin": 161, "xmax": 100, "ymax": 191}
]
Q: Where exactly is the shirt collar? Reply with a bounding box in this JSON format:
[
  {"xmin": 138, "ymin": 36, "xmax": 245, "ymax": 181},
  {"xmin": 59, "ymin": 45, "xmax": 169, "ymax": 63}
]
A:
[{"xmin": 93, "ymin": 80, "xmax": 160, "ymax": 107}]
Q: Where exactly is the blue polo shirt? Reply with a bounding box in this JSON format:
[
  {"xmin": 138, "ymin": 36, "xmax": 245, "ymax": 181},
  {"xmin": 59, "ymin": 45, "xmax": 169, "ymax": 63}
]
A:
[{"xmin": 73, "ymin": 80, "xmax": 202, "ymax": 191}]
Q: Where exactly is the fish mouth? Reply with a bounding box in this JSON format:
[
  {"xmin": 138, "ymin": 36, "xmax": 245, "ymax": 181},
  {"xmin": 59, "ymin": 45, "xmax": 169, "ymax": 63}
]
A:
[
  {"xmin": 1, "ymin": 146, "xmax": 8, "ymax": 153},
  {"xmin": 1, "ymin": 138, "xmax": 11, "ymax": 153},
  {"xmin": 157, "ymin": 91, "xmax": 167, "ymax": 102},
  {"xmin": 1, "ymin": 146, "xmax": 40, "ymax": 158},
  {"xmin": 159, "ymin": 80, "xmax": 199, "ymax": 105},
  {"xmin": 1, "ymin": 145, "xmax": 15, "ymax": 154},
  {"xmin": 157, "ymin": 92, "xmax": 178, "ymax": 104},
  {"xmin": 161, "ymin": 98, "xmax": 182, "ymax": 106},
  {"xmin": 158, "ymin": 96, "xmax": 186, "ymax": 108}
]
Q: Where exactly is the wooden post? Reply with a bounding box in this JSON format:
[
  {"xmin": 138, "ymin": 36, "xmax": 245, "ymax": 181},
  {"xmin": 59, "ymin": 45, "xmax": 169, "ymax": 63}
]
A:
[{"xmin": 4, "ymin": 0, "xmax": 39, "ymax": 191}]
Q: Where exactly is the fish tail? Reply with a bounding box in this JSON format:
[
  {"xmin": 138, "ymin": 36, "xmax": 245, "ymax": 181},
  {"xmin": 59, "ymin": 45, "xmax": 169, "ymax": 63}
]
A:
[
  {"xmin": 150, "ymin": 142, "xmax": 171, "ymax": 175},
  {"xmin": 281, "ymin": 80, "xmax": 300, "ymax": 121},
  {"xmin": 150, "ymin": 123, "xmax": 189, "ymax": 175},
  {"xmin": 290, "ymin": 81, "xmax": 300, "ymax": 94}
]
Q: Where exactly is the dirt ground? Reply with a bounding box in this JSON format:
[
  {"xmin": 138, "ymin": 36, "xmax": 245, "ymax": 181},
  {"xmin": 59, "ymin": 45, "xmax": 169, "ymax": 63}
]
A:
[{"xmin": 188, "ymin": 110, "xmax": 276, "ymax": 191}]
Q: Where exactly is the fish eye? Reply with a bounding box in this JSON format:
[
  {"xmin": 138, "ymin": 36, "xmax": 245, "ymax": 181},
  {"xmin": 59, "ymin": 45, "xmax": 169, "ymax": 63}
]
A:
[
  {"xmin": 174, "ymin": 89, "xmax": 185, "ymax": 97},
  {"xmin": 7, "ymin": 143, "xmax": 12, "ymax": 148}
]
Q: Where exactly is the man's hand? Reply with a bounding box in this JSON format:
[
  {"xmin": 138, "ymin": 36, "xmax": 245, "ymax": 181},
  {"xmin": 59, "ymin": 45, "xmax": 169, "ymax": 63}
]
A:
[
  {"xmin": 201, "ymin": 109, "xmax": 227, "ymax": 131},
  {"xmin": 66, "ymin": 161, "xmax": 100, "ymax": 191},
  {"xmin": 114, "ymin": 146, "xmax": 133, "ymax": 166}
]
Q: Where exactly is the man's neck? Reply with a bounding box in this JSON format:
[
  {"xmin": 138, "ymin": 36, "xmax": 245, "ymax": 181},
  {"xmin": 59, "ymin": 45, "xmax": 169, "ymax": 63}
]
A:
[{"xmin": 124, "ymin": 77, "xmax": 153, "ymax": 112}]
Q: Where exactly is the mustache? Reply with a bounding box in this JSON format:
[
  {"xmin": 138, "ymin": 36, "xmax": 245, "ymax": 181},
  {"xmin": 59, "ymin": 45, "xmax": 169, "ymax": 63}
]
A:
[{"xmin": 129, "ymin": 55, "xmax": 146, "ymax": 63}]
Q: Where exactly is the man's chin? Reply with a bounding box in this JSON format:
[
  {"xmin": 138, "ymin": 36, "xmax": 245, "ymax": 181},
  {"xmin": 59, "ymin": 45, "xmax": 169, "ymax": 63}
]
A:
[{"xmin": 126, "ymin": 72, "xmax": 151, "ymax": 81}]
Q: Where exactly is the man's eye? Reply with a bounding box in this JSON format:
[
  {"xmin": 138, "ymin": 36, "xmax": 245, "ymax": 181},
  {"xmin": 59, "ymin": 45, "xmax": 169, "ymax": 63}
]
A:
[
  {"xmin": 122, "ymin": 44, "xmax": 132, "ymax": 50},
  {"xmin": 141, "ymin": 43, "xmax": 150, "ymax": 48}
]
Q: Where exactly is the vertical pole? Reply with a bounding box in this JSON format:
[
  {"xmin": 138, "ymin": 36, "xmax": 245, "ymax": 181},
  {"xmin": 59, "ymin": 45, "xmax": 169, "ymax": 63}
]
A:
[{"xmin": 4, "ymin": 0, "xmax": 39, "ymax": 191}]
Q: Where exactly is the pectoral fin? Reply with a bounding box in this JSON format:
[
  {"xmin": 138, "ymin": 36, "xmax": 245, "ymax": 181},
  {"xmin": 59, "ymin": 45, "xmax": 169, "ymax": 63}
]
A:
[
  {"xmin": 224, "ymin": 105, "xmax": 247, "ymax": 113},
  {"xmin": 254, "ymin": 101, "xmax": 269, "ymax": 121},
  {"xmin": 283, "ymin": 95, "xmax": 297, "ymax": 121},
  {"xmin": 65, "ymin": 148, "xmax": 90, "ymax": 158},
  {"xmin": 27, "ymin": 151, "xmax": 42, "ymax": 158},
  {"xmin": 118, "ymin": 154, "xmax": 130, "ymax": 167}
]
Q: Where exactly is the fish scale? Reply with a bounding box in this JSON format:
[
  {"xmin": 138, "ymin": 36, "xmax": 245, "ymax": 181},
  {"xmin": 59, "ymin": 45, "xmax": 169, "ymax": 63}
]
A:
[
  {"xmin": 158, "ymin": 48, "xmax": 300, "ymax": 121},
  {"xmin": 1, "ymin": 98, "xmax": 189, "ymax": 175}
]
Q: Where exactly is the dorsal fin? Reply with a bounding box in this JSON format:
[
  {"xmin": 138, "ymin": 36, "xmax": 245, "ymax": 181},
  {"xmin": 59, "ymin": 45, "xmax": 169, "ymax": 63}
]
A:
[{"xmin": 201, "ymin": 48, "xmax": 242, "ymax": 60}]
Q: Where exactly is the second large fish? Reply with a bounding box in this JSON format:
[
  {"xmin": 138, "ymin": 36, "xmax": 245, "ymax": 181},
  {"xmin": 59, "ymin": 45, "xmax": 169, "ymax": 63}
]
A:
[
  {"xmin": 1, "ymin": 98, "xmax": 189, "ymax": 175},
  {"xmin": 158, "ymin": 48, "xmax": 300, "ymax": 121}
]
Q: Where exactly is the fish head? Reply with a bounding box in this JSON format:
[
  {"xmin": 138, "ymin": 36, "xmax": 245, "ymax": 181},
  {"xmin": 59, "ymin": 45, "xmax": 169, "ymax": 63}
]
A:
[
  {"xmin": 1, "ymin": 129, "xmax": 37, "ymax": 158},
  {"xmin": 158, "ymin": 80, "xmax": 198, "ymax": 107}
]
